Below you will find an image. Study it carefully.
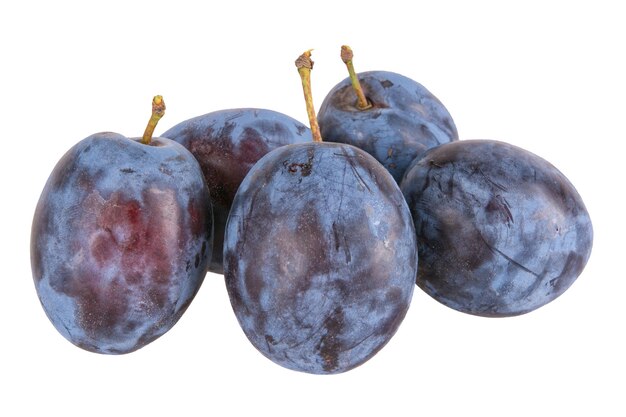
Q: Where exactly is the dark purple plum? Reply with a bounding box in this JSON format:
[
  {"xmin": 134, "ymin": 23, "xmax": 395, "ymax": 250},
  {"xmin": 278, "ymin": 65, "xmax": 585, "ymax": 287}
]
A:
[
  {"xmin": 222, "ymin": 51, "xmax": 417, "ymax": 374},
  {"xmin": 31, "ymin": 97, "xmax": 213, "ymax": 353},
  {"xmin": 400, "ymin": 140, "xmax": 593, "ymax": 317},
  {"xmin": 162, "ymin": 108, "xmax": 312, "ymax": 274},
  {"xmin": 224, "ymin": 142, "xmax": 417, "ymax": 374},
  {"xmin": 317, "ymin": 46, "xmax": 458, "ymax": 183}
]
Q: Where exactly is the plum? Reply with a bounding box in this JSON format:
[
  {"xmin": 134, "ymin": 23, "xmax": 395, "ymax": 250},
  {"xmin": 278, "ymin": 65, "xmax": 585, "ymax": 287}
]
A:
[
  {"xmin": 225, "ymin": 144, "xmax": 417, "ymax": 374},
  {"xmin": 223, "ymin": 51, "xmax": 417, "ymax": 374},
  {"xmin": 318, "ymin": 45, "xmax": 458, "ymax": 183},
  {"xmin": 31, "ymin": 97, "xmax": 213, "ymax": 353},
  {"xmin": 400, "ymin": 140, "xmax": 593, "ymax": 316},
  {"xmin": 162, "ymin": 108, "xmax": 312, "ymax": 274}
]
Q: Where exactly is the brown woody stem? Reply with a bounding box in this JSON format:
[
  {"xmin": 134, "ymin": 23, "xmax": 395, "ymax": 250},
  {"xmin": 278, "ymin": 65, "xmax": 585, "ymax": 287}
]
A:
[
  {"xmin": 341, "ymin": 45, "xmax": 371, "ymax": 110},
  {"xmin": 141, "ymin": 95, "xmax": 166, "ymax": 145},
  {"xmin": 295, "ymin": 50, "xmax": 322, "ymax": 143}
]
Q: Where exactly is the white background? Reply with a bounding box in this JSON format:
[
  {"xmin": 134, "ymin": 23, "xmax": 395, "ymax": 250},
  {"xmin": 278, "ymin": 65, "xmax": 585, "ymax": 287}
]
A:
[{"xmin": 1, "ymin": 1, "xmax": 624, "ymax": 415}]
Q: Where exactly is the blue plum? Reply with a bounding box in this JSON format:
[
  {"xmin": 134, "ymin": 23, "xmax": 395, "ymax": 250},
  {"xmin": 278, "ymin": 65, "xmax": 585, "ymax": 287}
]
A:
[
  {"xmin": 224, "ymin": 142, "xmax": 417, "ymax": 374},
  {"xmin": 162, "ymin": 109, "xmax": 312, "ymax": 274},
  {"xmin": 31, "ymin": 129, "xmax": 213, "ymax": 353},
  {"xmin": 317, "ymin": 47, "xmax": 458, "ymax": 183},
  {"xmin": 400, "ymin": 140, "xmax": 593, "ymax": 316}
]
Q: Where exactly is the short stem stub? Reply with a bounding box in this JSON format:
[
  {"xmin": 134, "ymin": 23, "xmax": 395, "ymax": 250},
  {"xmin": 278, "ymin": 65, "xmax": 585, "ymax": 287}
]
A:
[
  {"xmin": 295, "ymin": 50, "xmax": 322, "ymax": 143},
  {"xmin": 341, "ymin": 45, "xmax": 371, "ymax": 110},
  {"xmin": 141, "ymin": 95, "xmax": 166, "ymax": 144}
]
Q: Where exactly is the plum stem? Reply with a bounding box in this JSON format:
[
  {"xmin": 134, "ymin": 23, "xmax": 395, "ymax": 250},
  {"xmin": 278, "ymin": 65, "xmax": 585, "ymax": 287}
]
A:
[
  {"xmin": 295, "ymin": 50, "xmax": 322, "ymax": 143},
  {"xmin": 141, "ymin": 95, "xmax": 166, "ymax": 145},
  {"xmin": 341, "ymin": 45, "xmax": 372, "ymax": 110}
]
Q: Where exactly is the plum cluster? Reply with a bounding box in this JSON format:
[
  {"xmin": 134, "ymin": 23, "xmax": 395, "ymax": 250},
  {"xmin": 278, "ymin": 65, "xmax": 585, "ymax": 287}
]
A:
[{"xmin": 31, "ymin": 47, "xmax": 592, "ymax": 373}]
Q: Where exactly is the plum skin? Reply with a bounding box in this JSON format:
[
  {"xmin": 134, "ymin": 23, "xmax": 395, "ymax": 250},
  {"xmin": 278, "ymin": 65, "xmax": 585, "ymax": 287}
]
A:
[
  {"xmin": 30, "ymin": 133, "xmax": 213, "ymax": 354},
  {"xmin": 162, "ymin": 108, "xmax": 312, "ymax": 274},
  {"xmin": 318, "ymin": 70, "xmax": 458, "ymax": 183},
  {"xmin": 224, "ymin": 142, "xmax": 417, "ymax": 374},
  {"xmin": 400, "ymin": 140, "xmax": 593, "ymax": 317}
]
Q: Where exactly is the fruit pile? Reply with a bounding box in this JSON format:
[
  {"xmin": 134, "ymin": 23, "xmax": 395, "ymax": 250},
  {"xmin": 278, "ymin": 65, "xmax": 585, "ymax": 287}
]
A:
[{"xmin": 30, "ymin": 47, "xmax": 593, "ymax": 373}]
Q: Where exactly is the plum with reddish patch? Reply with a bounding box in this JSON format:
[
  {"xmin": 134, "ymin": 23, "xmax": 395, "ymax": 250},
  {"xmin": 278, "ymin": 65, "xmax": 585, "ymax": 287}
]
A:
[
  {"xmin": 162, "ymin": 108, "xmax": 312, "ymax": 273},
  {"xmin": 31, "ymin": 132, "xmax": 212, "ymax": 353}
]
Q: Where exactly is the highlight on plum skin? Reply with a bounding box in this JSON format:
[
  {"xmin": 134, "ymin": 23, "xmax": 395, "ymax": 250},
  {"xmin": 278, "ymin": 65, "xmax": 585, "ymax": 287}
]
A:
[
  {"xmin": 400, "ymin": 139, "xmax": 593, "ymax": 317},
  {"xmin": 30, "ymin": 133, "xmax": 213, "ymax": 354}
]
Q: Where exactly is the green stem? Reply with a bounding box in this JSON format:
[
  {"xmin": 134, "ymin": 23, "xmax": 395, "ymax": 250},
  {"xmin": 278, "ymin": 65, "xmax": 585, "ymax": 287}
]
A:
[
  {"xmin": 141, "ymin": 95, "xmax": 166, "ymax": 144},
  {"xmin": 295, "ymin": 50, "xmax": 322, "ymax": 143},
  {"xmin": 341, "ymin": 45, "xmax": 371, "ymax": 110}
]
